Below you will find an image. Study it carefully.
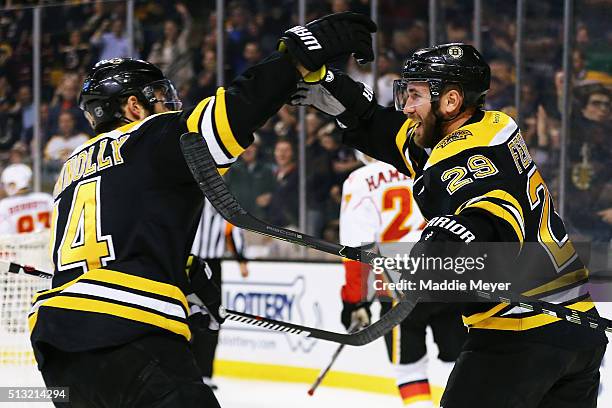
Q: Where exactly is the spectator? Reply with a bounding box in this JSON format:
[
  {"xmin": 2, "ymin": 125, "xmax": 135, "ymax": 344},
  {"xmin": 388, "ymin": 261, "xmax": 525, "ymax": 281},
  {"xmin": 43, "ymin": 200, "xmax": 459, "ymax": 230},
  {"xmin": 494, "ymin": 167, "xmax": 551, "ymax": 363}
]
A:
[
  {"xmin": 268, "ymin": 139, "xmax": 299, "ymax": 228},
  {"xmin": 566, "ymin": 84, "xmax": 612, "ymax": 242},
  {"xmin": 82, "ymin": 0, "xmax": 110, "ymax": 38},
  {"xmin": 14, "ymin": 85, "xmax": 34, "ymax": 143},
  {"xmin": 0, "ymin": 73, "xmax": 20, "ymax": 152},
  {"xmin": 44, "ymin": 111, "xmax": 89, "ymax": 166},
  {"xmin": 304, "ymin": 112, "xmax": 333, "ymax": 237},
  {"xmin": 226, "ymin": 3, "xmax": 252, "ymax": 77},
  {"xmin": 242, "ymin": 42, "xmax": 262, "ymax": 68},
  {"xmin": 484, "ymin": 58, "xmax": 514, "ymax": 111},
  {"xmin": 90, "ymin": 19, "xmax": 133, "ymax": 61},
  {"xmin": 58, "ymin": 30, "xmax": 91, "ymax": 73},
  {"xmin": 49, "ymin": 74, "xmax": 90, "ymax": 135},
  {"xmin": 147, "ymin": 3, "xmax": 193, "ymax": 88},
  {"xmin": 226, "ymin": 141, "xmax": 276, "ymax": 221}
]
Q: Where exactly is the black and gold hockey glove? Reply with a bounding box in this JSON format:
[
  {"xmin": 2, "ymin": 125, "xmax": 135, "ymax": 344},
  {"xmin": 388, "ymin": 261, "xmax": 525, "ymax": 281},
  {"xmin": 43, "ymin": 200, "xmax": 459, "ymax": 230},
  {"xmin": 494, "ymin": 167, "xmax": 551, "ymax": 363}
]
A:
[{"xmin": 278, "ymin": 12, "xmax": 377, "ymax": 72}]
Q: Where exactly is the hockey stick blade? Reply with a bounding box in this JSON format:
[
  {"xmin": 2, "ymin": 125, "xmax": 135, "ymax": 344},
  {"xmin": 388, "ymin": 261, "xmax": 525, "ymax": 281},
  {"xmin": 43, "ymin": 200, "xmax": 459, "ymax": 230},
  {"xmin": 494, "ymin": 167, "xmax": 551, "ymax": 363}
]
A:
[
  {"xmin": 0, "ymin": 259, "xmax": 53, "ymax": 279},
  {"xmin": 225, "ymin": 303, "xmax": 415, "ymax": 346},
  {"xmin": 180, "ymin": 132, "xmax": 612, "ymax": 336}
]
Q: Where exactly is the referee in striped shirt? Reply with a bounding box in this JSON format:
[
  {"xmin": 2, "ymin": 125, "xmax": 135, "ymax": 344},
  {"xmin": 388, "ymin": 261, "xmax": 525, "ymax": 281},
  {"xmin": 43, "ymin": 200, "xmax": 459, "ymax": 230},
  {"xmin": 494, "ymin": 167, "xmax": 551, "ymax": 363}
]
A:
[{"xmin": 189, "ymin": 198, "xmax": 249, "ymax": 390}]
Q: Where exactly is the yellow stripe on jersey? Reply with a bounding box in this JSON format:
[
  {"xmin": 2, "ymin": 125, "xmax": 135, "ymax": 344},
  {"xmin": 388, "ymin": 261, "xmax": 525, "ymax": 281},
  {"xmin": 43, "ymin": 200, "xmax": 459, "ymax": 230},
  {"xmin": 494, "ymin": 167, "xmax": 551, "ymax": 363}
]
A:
[
  {"xmin": 522, "ymin": 268, "xmax": 589, "ymax": 298},
  {"xmin": 30, "ymin": 296, "xmax": 191, "ymax": 340},
  {"xmin": 460, "ymin": 200, "xmax": 525, "ymax": 244},
  {"xmin": 32, "ymin": 268, "xmax": 189, "ymax": 312},
  {"xmin": 426, "ymin": 111, "xmax": 515, "ymax": 168},
  {"xmin": 81, "ymin": 111, "xmax": 176, "ymax": 150},
  {"xmin": 186, "ymin": 97, "xmax": 213, "ymax": 133},
  {"xmin": 456, "ymin": 189, "xmax": 525, "ymax": 243},
  {"xmin": 462, "ymin": 302, "xmax": 509, "ymax": 326},
  {"xmin": 464, "ymin": 299, "xmax": 595, "ymax": 331},
  {"xmin": 214, "ymin": 88, "xmax": 245, "ymax": 158},
  {"xmin": 395, "ymin": 119, "xmax": 417, "ymax": 178}
]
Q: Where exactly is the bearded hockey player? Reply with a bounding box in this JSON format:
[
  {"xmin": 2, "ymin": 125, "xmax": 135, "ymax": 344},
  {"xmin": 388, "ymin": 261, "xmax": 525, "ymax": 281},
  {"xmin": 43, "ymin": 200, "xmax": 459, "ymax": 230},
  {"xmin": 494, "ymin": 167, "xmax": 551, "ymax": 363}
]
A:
[
  {"xmin": 28, "ymin": 12, "xmax": 376, "ymax": 407},
  {"xmin": 339, "ymin": 154, "xmax": 465, "ymax": 407},
  {"xmin": 294, "ymin": 43, "xmax": 607, "ymax": 408},
  {"xmin": 0, "ymin": 164, "xmax": 53, "ymax": 235}
]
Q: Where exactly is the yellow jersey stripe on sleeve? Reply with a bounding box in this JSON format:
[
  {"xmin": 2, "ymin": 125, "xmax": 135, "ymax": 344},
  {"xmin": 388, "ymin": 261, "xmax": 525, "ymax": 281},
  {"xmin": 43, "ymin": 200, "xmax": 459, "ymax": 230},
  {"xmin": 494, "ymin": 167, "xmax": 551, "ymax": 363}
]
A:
[
  {"xmin": 459, "ymin": 200, "xmax": 525, "ymax": 244},
  {"xmin": 395, "ymin": 119, "xmax": 417, "ymax": 179},
  {"xmin": 186, "ymin": 97, "xmax": 213, "ymax": 133},
  {"xmin": 214, "ymin": 88, "xmax": 245, "ymax": 158}
]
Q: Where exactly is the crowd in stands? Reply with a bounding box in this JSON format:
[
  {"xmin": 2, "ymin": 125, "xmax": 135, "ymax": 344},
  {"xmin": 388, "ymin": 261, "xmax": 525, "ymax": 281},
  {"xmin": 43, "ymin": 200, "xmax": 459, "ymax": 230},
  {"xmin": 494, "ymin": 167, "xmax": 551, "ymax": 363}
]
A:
[{"xmin": 0, "ymin": 0, "xmax": 610, "ymax": 248}]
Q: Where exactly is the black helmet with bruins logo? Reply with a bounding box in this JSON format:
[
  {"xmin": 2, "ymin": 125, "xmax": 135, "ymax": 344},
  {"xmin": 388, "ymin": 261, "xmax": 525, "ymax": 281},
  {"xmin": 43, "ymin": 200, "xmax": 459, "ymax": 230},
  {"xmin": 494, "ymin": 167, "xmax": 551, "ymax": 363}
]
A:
[
  {"xmin": 393, "ymin": 43, "xmax": 490, "ymax": 111},
  {"xmin": 79, "ymin": 58, "xmax": 182, "ymax": 133}
]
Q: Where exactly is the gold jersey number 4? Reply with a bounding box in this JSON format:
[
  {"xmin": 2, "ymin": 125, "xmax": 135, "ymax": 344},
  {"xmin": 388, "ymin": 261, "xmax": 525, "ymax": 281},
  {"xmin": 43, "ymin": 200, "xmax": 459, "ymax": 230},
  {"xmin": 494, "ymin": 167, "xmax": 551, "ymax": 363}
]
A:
[{"xmin": 53, "ymin": 177, "xmax": 115, "ymax": 273}]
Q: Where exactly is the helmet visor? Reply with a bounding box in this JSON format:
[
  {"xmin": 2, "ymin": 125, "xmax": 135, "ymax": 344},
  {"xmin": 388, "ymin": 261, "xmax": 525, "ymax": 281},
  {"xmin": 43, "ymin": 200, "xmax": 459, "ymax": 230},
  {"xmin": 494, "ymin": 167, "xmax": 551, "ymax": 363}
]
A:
[
  {"xmin": 142, "ymin": 79, "xmax": 183, "ymax": 111},
  {"xmin": 393, "ymin": 80, "xmax": 432, "ymax": 112}
]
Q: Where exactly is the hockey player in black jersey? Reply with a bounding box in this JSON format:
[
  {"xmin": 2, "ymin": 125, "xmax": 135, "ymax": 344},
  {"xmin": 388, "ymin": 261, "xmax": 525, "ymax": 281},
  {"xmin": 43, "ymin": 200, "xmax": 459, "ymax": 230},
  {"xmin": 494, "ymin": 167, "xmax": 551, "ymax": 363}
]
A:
[
  {"xmin": 29, "ymin": 12, "xmax": 376, "ymax": 408},
  {"xmin": 293, "ymin": 43, "xmax": 607, "ymax": 408}
]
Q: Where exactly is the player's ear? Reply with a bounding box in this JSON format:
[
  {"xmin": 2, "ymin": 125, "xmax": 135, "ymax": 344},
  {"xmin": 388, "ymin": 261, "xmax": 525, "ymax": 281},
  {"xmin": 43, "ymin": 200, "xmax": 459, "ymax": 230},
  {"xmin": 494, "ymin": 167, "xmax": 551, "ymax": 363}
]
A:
[
  {"xmin": 442, "ymin": 88, "xmax": 463, "ymax": 116},
  {"xmin": 124, "ymin": 95, "xmax": 148, "ymax": 121}
]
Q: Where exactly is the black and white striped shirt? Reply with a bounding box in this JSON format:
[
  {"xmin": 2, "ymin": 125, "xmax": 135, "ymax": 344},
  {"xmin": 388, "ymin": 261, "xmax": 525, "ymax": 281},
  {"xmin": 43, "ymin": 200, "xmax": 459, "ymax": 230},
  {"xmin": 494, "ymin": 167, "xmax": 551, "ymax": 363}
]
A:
[{"xmin": 191, "ymin": 198, "xmax": 246, "ymax": 260}]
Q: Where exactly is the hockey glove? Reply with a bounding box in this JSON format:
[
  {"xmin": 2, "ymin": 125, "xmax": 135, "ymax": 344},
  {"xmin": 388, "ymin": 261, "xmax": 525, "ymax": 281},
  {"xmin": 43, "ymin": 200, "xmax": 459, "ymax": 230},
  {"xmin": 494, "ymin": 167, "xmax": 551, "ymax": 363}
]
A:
[
  {"xmin": 278, "ymin": 12, "xmax": 377, "ymax": 72},
  {"xmin": 186, "ymin": 255, "xmax": 226, "ymax": 330},
  {"xmin": 290, "ymin": 69, "xmax": 377, "ymax": 129},
  {"xmin": 341, "ymin": 301, "xmax": 372, "ymax": 330}
]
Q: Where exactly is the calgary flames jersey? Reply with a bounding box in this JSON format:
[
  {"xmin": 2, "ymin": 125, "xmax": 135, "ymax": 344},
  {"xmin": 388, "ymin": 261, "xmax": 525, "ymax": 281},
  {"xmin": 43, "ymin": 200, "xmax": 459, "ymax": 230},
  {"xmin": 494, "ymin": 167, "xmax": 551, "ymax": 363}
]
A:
[
  {"xmin": 340, "ymin": 160, "xmax": 425, "ymax": 247},
  {"xmin": 343, "ymin": 108, "xmax": 607, "ymax": 349},
  {"xmin": 340, "ymin": 160, "xmax": 425, "ymax": 303},
  {"xmin": 29, "ymin": 52, "xmax": 298, "ymax": 363},
  {"xmin": 0, "ymin": 192, "xmax": 53, "ymax": 234}
]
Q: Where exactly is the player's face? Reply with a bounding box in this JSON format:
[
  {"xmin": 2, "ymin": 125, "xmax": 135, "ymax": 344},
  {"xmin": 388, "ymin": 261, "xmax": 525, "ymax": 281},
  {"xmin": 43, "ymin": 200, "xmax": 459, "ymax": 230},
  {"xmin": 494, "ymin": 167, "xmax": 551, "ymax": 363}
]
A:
[{"xmin": 402, "ymin": 82, "xmax": 437, "ymax": 148}]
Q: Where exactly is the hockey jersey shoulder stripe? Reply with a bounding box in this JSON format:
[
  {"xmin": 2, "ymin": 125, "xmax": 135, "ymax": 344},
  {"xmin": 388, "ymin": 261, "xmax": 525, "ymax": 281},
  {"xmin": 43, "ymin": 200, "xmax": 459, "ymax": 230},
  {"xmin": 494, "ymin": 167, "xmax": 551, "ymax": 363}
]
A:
[
  {"xmin": 78, "ymin": 111, "xmax": 177, "ymax": 152},
  {"xmin": 395, "ymin": 119, "xmax": 417, "ymax": 178},
  {"xmin": 425, "ymin": 111, "xmax": 517, "ymax": 169}
]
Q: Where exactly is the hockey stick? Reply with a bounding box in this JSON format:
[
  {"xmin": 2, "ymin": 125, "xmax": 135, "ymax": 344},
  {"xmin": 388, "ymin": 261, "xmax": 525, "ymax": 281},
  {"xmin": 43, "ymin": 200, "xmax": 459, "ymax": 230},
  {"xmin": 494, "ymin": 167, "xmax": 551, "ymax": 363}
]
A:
[
  {"xmin": 179, "ymin": 132, "xmax": 612, "ymax": 335},
  {"xmin": 180, "ymin": 132, "xmax": 418, "ymax": 346},
  {"xmin": 2, "ymin": 258, "xmax": 407, "ymax": 346},
  {"xmin": 0, "ymin": 259, "xmax": 54, "ymax": 279},
  {"xmin": 308, "ymin": 320, "xmax": 360, "ymax": 396}
]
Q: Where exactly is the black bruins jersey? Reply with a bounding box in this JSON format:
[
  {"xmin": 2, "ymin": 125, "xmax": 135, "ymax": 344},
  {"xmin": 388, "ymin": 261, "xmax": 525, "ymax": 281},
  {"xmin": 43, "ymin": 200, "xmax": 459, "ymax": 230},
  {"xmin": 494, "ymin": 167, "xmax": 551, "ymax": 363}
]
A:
[
  {"xmin": 29, "ymin": 52, "xmax": 298, "ymax": 364},
  {"xmin": 343, "ymin": 108, "xmax": 607, "ymax": 349}
]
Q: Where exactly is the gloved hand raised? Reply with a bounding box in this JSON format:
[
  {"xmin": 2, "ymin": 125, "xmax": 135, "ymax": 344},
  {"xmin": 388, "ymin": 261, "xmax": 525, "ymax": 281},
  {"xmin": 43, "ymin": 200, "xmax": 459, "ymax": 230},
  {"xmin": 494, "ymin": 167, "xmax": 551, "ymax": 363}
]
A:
[{"xmin": 279, "ymin": 12, "xmax": 377, "ymax": 72}]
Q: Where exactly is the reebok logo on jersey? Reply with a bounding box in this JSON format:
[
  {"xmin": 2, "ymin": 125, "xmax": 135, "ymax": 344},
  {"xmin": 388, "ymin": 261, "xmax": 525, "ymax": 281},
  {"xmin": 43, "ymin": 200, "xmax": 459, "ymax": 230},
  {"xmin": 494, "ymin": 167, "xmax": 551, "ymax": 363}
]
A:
[
  {"xmin": 287, "ymin": 26, "xmax": 323, "ymax": 50},
  {"xmin": 426, "ymin": 216, "xmax": 476, "ymax": 243}
]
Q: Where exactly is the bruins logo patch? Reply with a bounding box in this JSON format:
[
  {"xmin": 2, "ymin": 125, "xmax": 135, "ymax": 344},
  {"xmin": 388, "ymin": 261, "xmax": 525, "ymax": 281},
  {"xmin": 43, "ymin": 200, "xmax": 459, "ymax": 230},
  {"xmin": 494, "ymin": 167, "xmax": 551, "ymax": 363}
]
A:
[{"xmin": 437, "ymin": 129, "xmax": 472, "ymax": 148}]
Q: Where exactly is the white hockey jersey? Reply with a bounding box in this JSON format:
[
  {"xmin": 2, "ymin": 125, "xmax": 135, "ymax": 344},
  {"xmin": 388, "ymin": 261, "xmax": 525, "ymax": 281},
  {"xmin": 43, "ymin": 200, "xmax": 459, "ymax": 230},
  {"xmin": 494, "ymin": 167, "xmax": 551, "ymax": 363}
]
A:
[
  {"xmin": 0, "ymin": 192, "xmax": 54, "ymax": 235},
  {"xmin": 340, "ymin": 161, "xmax": 425, "ymax": 247}
]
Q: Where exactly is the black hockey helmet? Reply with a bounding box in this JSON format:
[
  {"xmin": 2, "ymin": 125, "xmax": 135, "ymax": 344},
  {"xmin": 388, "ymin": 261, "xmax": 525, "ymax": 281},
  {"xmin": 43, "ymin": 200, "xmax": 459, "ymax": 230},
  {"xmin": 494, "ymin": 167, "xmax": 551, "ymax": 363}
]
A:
[
  {"xmin": 79, "ymin": 58, "xmax": 182, "ymax": 132},
  {"xmin": 393, "ymin": 43, "xmax": 490, "ymax": 111}
]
